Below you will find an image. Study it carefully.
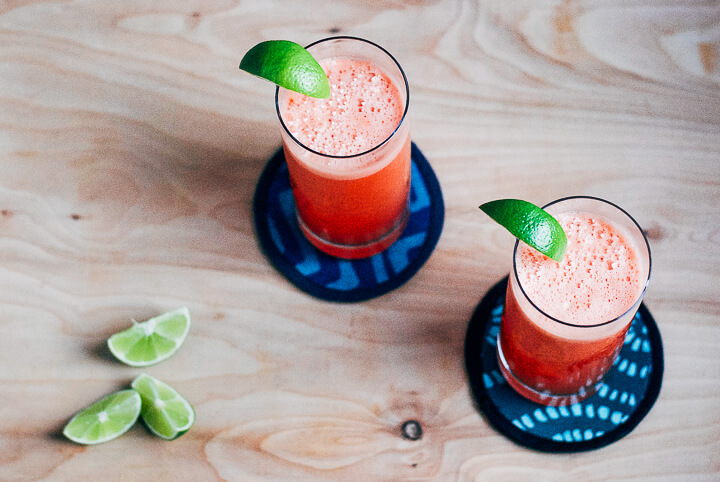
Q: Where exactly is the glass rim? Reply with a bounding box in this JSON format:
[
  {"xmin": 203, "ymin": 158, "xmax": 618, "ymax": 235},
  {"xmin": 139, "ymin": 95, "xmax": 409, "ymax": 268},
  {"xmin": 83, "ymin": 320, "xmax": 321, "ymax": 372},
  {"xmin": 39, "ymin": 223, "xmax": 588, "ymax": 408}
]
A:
[
  {"xmin": 512, "ymin": 195, "xmax": 653, "ymax": 329},
  {"xmin": 274, "ymin": 35, "xmax": 410, "ymax": 160}
]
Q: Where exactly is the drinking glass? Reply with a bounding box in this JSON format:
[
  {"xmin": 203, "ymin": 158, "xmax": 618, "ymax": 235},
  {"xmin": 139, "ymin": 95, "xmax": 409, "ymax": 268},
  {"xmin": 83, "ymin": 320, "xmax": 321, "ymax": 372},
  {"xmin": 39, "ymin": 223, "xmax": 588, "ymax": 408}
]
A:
[
  {"xmin": 497, "ymin": 196, "xmax": 652, "ymax": 406},
  {"xmin": 275, "ymin": 36, "xmax": 411, "ymax": 259}
]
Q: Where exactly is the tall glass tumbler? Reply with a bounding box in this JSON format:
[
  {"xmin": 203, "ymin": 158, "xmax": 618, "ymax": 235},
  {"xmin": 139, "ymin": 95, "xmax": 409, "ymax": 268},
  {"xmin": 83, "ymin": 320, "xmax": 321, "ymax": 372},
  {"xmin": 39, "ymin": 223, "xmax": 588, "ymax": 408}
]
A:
[
  {"xmin": 497, "ymin": 197, "xmax": 652, "ymax": 406},
  {"xmin": 275, "ymin": 37, "xmax": 411, "ymax": 259}
]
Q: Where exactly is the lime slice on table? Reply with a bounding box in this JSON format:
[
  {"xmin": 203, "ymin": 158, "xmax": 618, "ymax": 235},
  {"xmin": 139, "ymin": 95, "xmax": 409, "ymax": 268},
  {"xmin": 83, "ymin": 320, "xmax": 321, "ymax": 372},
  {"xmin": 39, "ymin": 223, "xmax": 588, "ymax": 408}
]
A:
[
  {"xmin": 131, "ymin": 374, "xmax": 195, "ymax": 440},
  {"xmin": 240, "ymin": 40, "xmax": 331, "ymax": 98},
  {"xmin": 107, "ymin": 307, "xmax": 190, "ymax": 367},
  {"xmin": 63, "ymin": 389, "xmax": 141, "ymax": 445},
  {"xmin": 479, "ymin": 199, "xmax": 567, "ymax": 262}
]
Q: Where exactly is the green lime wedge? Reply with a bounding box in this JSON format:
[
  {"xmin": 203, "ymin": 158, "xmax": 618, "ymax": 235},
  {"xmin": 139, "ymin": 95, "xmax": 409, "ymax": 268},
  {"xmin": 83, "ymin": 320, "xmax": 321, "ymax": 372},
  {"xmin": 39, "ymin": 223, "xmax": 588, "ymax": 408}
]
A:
[
  {"xmin": 63, "ymin": 389, "xmax": 141, "ymax": 445},
  {"xmin": 480, "ymin": 199, "xmax": 567, "ymax": 262},
  {"xmin": 131, "ymin": 374, "xmax": 195, "ymax": 440},
  {"xmin": 107, "ymin": 307, "xmax": 191, "ymax": 367},
  {"xmin": 240, "ymin": 40, "xmax": 330, "ymax": 98}
]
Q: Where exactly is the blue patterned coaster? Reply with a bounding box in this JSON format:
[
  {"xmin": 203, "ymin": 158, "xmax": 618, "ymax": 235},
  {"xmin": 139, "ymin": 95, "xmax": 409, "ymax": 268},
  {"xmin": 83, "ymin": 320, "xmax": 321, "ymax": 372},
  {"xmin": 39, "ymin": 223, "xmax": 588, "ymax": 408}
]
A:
[
  {"xmin": 253, "ymin": 143, "xmax": 444, "ymax": 302},
  {"xmin": 465, "ymin": 277, "xmax": 663, "ymax": 452}
]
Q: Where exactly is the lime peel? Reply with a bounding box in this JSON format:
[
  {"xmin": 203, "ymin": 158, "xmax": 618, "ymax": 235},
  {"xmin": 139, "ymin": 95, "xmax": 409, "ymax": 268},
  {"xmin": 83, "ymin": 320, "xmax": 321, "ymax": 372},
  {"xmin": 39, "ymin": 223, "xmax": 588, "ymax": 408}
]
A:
[
  {"xmin": 480, "ymin": 199, "xmax": 567, "ymax": 262},
  {"xmin": 240, "ymin": 40, "xmax": 330, "ymax": 99}
]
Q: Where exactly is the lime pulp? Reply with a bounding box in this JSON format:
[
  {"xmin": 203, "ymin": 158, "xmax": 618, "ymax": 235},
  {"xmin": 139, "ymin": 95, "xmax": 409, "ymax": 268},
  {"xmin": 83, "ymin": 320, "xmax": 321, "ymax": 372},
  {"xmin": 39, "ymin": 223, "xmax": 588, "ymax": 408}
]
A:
[
  {"xmin": 107, "ymin": 307, "xmax": 191, "ymax": 367},
  {"xmin": 131, "ymin": 374, "xmax": 195, "ymax": 440},
  {"xmin": 63, "ymin": 389, "xmax": 141, "ymax": 445}
]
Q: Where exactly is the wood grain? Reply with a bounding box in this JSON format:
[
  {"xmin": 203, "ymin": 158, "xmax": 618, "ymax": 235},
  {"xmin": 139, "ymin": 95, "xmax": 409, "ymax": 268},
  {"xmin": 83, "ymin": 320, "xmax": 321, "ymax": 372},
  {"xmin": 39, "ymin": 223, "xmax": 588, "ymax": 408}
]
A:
[{"xmin": 1, "ymin": 0, "xmax": 719, "ymax": 480}]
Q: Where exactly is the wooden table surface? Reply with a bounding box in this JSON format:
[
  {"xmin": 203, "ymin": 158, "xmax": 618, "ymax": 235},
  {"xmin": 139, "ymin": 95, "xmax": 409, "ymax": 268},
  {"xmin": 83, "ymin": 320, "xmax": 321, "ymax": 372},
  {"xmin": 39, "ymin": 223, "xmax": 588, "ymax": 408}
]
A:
[{"xmin": 2, "ymin": 1, "xmax": 719, "ymax": 480}]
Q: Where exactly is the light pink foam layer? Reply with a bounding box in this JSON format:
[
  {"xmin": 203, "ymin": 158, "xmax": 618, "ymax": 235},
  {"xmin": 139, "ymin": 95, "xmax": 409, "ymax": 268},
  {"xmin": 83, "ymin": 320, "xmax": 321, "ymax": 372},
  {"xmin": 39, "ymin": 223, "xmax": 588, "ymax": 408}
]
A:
[
  {"xmin": 516, "ymin": 212, "xmax": 643, "ymax": 325},
  {"xmin": 281, "ymin": 57, "xmax": 403, "ymax": 157}
]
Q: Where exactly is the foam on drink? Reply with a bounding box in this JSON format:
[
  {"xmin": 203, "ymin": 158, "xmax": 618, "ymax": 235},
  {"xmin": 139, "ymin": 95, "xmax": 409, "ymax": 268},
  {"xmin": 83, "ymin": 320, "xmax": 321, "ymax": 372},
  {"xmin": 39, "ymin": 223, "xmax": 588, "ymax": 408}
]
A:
[
  {"xmin": 281, "ymin": 57, "xmax": 404, "ymax": 161},
  {"xmin": 516, "ymin": 212, "xmax": 644, "ymax": 326}
]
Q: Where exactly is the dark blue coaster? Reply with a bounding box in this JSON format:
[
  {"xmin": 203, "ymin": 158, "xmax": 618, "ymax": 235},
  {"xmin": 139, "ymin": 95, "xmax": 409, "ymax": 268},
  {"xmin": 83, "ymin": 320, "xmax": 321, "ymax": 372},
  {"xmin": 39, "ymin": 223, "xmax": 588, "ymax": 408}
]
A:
[
  {"xmin": 253, "ymin": 143, "xmax": 444, "ymax": 302},
  {"xmin": 465, "ymin": 277, "xmax": 663, "ymax": 452}
]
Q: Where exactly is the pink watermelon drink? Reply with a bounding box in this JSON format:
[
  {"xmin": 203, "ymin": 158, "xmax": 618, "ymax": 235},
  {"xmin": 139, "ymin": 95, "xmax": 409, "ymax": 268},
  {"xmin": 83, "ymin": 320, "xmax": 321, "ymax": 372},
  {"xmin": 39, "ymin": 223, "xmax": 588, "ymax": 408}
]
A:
[
  {"xmin": 276, "ymin": 37, "xmax": 410, "ymax": 259},
  {"xmin": 497, "ymin": 197, "xmax": 652, "ymax": 406}
]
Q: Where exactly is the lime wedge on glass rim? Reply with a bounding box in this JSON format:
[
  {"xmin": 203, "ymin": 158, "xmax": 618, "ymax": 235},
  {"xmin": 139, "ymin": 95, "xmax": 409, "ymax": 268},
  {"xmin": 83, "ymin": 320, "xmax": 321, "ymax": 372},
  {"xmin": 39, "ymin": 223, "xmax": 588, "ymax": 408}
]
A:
[
  {"xmin": 239, "ymin": 40, "xmax": 330, "ymax": 98},
  {"xmin": 479, "ymin": 199, "xmax": 567, "ymax": 262},
  {"xmin": 131, "ymin": 374, "xmax": 195, "ymax": 440},
  {"xmin": 107, "ymin": 307, "xmax": 190, "ymax": 367},
  {"xmin": 63, "ymin": 389, "xmax": 141, "ymax": 445}
]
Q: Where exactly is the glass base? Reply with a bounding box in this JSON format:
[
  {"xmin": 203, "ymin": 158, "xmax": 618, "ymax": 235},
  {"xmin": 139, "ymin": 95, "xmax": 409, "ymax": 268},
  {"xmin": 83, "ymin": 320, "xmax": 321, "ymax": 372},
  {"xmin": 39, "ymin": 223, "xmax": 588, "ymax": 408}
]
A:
[
  {"xmin": 297, "ymin": 209, "xmax": 409, "ymax": 259},
  {"xmin": 496, "ymin": 336, "xmax": 600, "ymax": 407}
]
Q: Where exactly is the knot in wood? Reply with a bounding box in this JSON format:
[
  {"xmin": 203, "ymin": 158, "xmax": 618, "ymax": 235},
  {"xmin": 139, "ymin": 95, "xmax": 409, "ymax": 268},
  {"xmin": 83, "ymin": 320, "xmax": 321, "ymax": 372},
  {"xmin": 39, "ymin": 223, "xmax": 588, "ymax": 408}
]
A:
[{"xmin": 401, "ymin": 420, "xmax": 422, "ymax": 441}]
